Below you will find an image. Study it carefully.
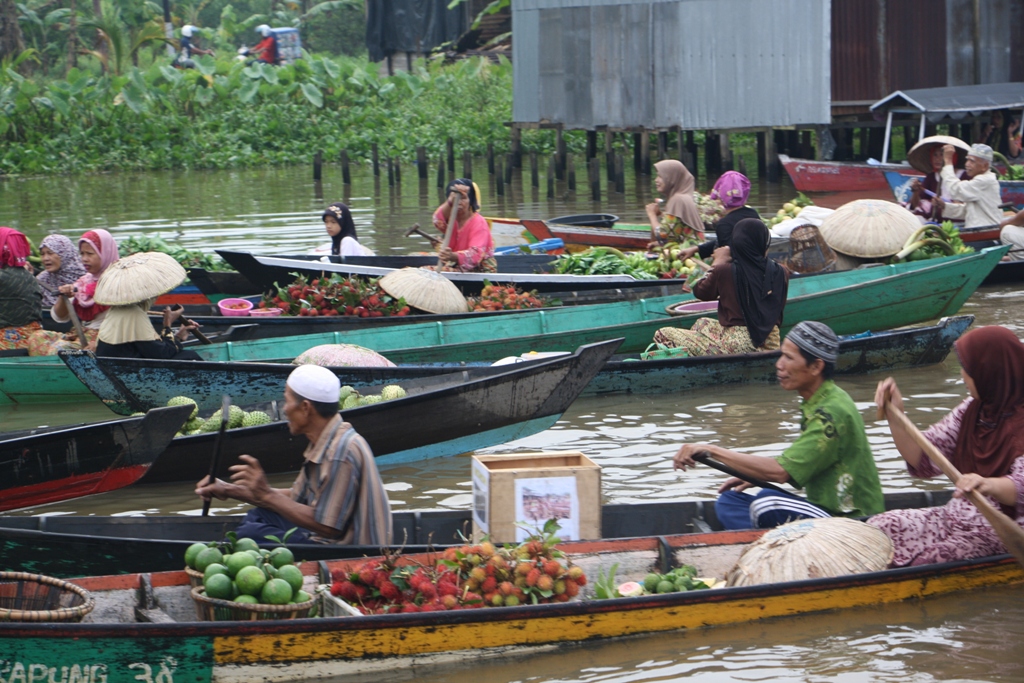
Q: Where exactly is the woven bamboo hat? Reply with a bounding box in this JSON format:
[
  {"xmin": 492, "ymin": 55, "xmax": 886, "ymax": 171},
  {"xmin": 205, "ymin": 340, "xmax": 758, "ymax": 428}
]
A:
[
  {"xmin": 293, "ymin": 344, "xmax": 395, "ymax": 367},
  {"xmin": 726, "ymin": 517, "xmax": 893, "ymax": 587},
  {"xmin": 819, "ymin": 199, "xmax": 919, "ymax": 258},
  {"xmin": 95, "ymin": 252, "xmax": 186, "ymax": 305},
  {"xmin": 379, "ymin": 267, "xmax": 468, "ymax": 315},
  {"xmin": 907, "ymin": 135, "xmax": 971, "ymax": 174}
]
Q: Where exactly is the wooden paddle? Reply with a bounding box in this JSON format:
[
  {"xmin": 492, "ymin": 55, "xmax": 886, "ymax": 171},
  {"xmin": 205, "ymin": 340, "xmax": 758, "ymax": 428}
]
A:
[
  {"xmin": 436, "ymin": 190, "xmax": 461, "ymax": 270},
  {"xmin": 168, "ymin": 304, "xmax": 211, "ymax": 345},
  {"xmin": 877, "ymin": 396, "xmax": 1024, "ymax": 568},
  {"xmin": 37, "ymin": 280, "xmax": 89, "ymax": 348},
  {"xmin": 694, "ymin": 450, "xmax": 791, "ymax": 495},
  {"xmin": 201, "ymin": 395, "xmax": 232, "ymax": 517},
  {"xmin": 405, "ymin": 223, "xmax": 441, "ymax": 247}
]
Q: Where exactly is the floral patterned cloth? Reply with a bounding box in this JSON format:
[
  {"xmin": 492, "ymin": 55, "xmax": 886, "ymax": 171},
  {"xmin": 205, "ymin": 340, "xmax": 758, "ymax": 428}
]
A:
[
  {"xmin": 1, "ymin": 321, "xmax": 42, "ymax": 350},
  {"xmin": 653, "ymin": 316, "xmax": 780, "ymax": 356},
  {"xmin": 867, "ymin": 399, "xmax": 1024, "ymax": 567},
  {"xmin": 655, "ymin": 213, "xmax": 703, "ymax": 245},
  {"xmin": 28, "ymin": 328, "xmax": 99, "ymax": 356}
]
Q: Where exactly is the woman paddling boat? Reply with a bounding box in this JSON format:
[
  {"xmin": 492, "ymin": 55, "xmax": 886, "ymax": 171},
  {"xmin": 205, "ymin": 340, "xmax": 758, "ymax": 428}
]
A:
[
  {"xmin": 869, "ymin": 325, "xmax": 1024, "ymax": 566},
  {"xmin": 432, "ymin": 179, "xmax": 496, "ymax": 273}
]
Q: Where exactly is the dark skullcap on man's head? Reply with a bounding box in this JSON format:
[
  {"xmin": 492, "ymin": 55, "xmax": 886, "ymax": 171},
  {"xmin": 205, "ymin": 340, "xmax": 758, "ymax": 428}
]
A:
[{"xmin": 787, "ymin": 321, "xmax": 839, "ymax": 364}]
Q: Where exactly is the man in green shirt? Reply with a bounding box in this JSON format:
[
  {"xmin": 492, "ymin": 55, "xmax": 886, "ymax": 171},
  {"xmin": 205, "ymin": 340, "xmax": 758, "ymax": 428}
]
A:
[{"xmin": 674, "ymin": 321, "xmax": 884, "ymax": 530}]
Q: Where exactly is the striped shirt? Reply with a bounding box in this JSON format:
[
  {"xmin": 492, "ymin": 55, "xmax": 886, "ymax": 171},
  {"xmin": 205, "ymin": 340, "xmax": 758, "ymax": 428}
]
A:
[{"xmin": 290, "ymin": 415, "xmax": 392, "ymax": 545}]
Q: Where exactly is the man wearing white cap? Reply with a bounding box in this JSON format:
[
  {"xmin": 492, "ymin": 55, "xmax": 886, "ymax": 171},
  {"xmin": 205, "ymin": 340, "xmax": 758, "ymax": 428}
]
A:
[
  {"xmin": 936, "ymin": 143, "xmax": 1002, "ymax": 230},
  {"xmin": 672, "ymin": 321, "xmax": 884, "ymax": 530},
  {"xmin": 196, "ymin": 364, "xmax": 392, "ymax": 545}
]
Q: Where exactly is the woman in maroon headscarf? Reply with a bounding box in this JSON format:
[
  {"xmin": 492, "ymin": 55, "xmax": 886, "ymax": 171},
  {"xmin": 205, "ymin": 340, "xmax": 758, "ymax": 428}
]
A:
[
  {"xmin": 0, "ymin": 228, "xmax": 43, "ymax": 350},
  {"xmin": 869, "ymin": 326, "xmax": 1024, "ymax": 566}
]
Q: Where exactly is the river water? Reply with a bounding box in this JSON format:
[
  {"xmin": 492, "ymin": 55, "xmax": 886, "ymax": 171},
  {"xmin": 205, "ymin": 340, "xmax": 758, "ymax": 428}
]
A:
[{"xmin": 1, "ymin": 163, "xmax": 1022, "ymax": 681}]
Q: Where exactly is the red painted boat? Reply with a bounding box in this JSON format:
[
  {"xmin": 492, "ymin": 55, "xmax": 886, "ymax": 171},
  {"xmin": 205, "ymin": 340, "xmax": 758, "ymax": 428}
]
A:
[
  {"xmin": 519, "ymin": 218, "xmax": 651, "ymax": 250},
  {"xmin": 779, "ymin": 154, "xmax": 922, "ymax": 193},
  {"xmin": 0, "ymin": 405, "xmax": 190, "ymax": 512}
]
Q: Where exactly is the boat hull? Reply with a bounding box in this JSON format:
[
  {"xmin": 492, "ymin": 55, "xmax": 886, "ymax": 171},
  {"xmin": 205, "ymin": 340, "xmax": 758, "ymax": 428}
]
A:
[
  {"xmin": 2, "ymin": 523, "xmax": 1021, "ymax": 682},
  {"xmin": 0, "ymin": 406, "xmax": 191, "ymax": 512},
  {"xmin": 779, "ymin": 154, "xmax": 919, "ymax": 192}
]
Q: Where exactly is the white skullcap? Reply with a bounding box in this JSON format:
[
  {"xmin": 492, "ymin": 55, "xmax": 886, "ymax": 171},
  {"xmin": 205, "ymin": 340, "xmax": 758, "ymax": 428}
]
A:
[
  {"xmin": 182, "ymin": 25, "xmax": 195, "ymax": 37},
  {"xmin": 287, "ymin": 364, "xmax": 340, "ymax": 403}
]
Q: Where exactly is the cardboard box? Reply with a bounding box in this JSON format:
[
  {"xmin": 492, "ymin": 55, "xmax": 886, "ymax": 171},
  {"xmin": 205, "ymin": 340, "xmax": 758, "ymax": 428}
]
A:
[{"xmin": 471, "ymin": 451, "xmax": 601, "ymax": 544}]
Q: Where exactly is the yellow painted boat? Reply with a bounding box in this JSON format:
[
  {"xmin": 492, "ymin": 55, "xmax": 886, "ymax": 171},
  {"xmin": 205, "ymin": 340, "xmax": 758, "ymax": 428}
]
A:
[{"xmin": 3, "ymin": 529, "xmax": 1022, "ymax": 682}]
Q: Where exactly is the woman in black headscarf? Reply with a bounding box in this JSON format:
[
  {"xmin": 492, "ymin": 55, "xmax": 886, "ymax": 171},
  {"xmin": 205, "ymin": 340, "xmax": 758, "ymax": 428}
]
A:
[
  {"xmin": 654, "ymin": 218, "xmax": 788, "ymax": 355},
  {"xmin": 322, "ymin": 202, "xmax": 371, "ymax": 256}
]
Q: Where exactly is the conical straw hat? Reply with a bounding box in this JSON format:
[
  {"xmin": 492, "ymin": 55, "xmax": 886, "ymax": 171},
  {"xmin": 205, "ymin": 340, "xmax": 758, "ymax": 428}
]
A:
[
  {"xmin": 95, "ymin": 252, "xmax": 187, "ymax": 305},
  {"xmin": 906, "ymin": 135, "xmax": 971, "ymax": 174},
  {"xmin": 819, "ymin": 199, "xmax": 919, "ymax": 258},
  {"xmin": 726, "ymin": 517, "xmax": 893, "ymax": 587},
  {"xmin": 378, "ymin": 267, "xmax": 468, "ymax": 315},
  {"xmin": 292, "ymin": 344, "xmax": 395, "ymax": 367}
]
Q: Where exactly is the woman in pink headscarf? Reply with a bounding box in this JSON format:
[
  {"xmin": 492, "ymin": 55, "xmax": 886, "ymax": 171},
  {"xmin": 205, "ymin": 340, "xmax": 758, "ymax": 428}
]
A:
[
  {"xmin": 29, "ymin": 229, "xmax": 119, "ymax": 355},
  {"xmin": 678, "ymin": 171, "xmax": 760, "ymax": 262},
  {"xmin": 0, "ymin": 228, "xmax": 43, "ymax": 350}
]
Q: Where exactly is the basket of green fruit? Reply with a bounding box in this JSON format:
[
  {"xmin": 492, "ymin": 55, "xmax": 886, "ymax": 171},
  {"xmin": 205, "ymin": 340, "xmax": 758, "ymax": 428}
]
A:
[{"xmin": 184, "ymin": 535, "xmax": 316, "ymax": 621}]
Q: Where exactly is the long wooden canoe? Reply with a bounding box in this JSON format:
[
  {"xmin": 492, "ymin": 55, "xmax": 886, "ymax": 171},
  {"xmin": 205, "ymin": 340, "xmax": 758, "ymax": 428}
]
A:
[
  {"xmin": 138, "ymin": 339, "xmax": 617, "ymax": 483},
  {"xmin": 191, "ymin": 246, "xmax": 1005, "ymax": 365},
  {"xmin": 61, "ymin": 316, "xmax": 972, "ymax": 416},
  {"xmin": 0, "ymin": 490, "xmax": 953, "ymax": 578},
  {"xmin": 3, "ymin": 515, "xmax": 1021, "ymax": 682},
  {"xmin": 0, "ymin": 405, "xmax": 191, "ymax": 512}
]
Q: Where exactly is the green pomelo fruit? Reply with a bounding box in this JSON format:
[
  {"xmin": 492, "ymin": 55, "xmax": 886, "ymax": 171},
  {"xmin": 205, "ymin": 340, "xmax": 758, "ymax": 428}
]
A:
[
  {"xmin": 233, "ymin": 537, "xmax": 260, "ymax": 553},
  {"xmin": 643, "ymin": 573, "xmax": 661, "ymax": 593},
  {"xmin": 276, "ymin": 564, "xmax": 304, "ymax": 594},
  {"xmin": 293, "ymin": 590, "xmax": 312, "ymax": 604},
  {"xmin": 246, "ymin": 549, "xmax": 263, "ymax": 561},
  {"xmin": 195, "ymin": 547, "xmax": 224, "ymax": 573},
  {"xmin": 269, "ymin": 547, "xmax": 294, "ymax": 568},
  {"xmin": 235, "ymin": 565, "xmax": 268, "ymax": 597},
  {"xmin": 234, "ymin": 594, "xmax": 259, "ymax": 604},
  {"xmin": 261, "ymin": 578, "xmax": 293, "ymax": 605},
  {"xmin": 204, "ymin": 573, "xmax": 234, "ymax": 600},
  {"xmin": 184, "ymin": 542, "xmax": 208, "ymax": 569},
  {"xmin": 225, "ymin": 552, "xmax": 257, "ymax": 578},
  {"xmin": 203, "ymin": 563, "xmax": 228, "ymax": 581},
  {"xmin": 656, "ymin": 580, "xmax": 675, "ymax": 594}
]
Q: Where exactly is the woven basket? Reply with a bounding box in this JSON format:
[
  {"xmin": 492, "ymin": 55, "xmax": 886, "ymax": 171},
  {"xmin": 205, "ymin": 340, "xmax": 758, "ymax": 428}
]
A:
[
  {"xmin": 184, "ymin": 566, "xmax": 205, "ymax": 589},
  {"xmin": 191, "ymin": 586, "xmax": 316, "ymax": 622},
  {"xmin": 785, "ymin": 225, "xmax": 837, "ymax": 275},
  {"xmin": 0, "ymin": 572, "xmax": 95, "ymax": 623}
]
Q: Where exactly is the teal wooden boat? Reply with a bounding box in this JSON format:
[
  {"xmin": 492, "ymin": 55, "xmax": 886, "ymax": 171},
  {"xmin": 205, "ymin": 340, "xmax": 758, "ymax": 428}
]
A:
[
  {"xmin": 0, "ymin": 246, "xmax": 1003, "ymax": 404},
  {"xmin": 195, "ymin": 246, "xmax": 1004, "ymax": 364}
]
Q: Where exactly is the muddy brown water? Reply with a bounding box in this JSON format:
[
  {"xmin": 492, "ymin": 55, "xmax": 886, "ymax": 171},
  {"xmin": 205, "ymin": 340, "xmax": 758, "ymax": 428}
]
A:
[{"xmin": 1, "ymin": 164, "xmax": 1022, "ymax": 681}]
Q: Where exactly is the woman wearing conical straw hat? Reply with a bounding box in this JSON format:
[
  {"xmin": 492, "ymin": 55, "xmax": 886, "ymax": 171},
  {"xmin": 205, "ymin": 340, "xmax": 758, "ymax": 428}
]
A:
[{"xmin": 431, "ymin": 179, "xmax": 496, "ymax": 273}]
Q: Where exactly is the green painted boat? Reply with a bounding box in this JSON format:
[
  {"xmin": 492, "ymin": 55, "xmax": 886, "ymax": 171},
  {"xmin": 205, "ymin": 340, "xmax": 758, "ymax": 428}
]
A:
[{"xmin": 0, "ymin": 246, "xmax": 1004, "ymax": 404}]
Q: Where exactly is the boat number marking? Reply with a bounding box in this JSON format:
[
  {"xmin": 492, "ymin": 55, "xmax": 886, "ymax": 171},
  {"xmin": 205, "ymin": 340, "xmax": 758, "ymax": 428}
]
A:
[{"xmin": 0, "ymin": 657, "xmax": 176, "ymax": 683}]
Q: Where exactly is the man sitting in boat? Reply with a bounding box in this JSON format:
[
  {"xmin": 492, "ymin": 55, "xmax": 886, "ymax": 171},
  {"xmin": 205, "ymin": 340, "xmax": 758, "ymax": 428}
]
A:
[
  {"xmin": 195, "ymin": 364, "xmax": 392, "ymax": 545},
  {"xmin": 935, "ymin": 143, "xmax": 1002, "ymax": 230},
  {"xmin": 654, "ymin": 218, "xmax": 786, "ymax": 355},
  {"xmin": 998, "ymin": 207, "xmax": 1024, "ymax": 260},
  {"xmin": 673, "ymin": 321, "xmax": 884, "ymax": 530},
  {"xmin": 432, "ymin": 179, "xmax": 496, "ymax": 273}
]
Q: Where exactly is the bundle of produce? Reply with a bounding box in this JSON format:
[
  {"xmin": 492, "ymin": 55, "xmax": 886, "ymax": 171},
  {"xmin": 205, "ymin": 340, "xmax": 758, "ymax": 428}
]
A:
[
  {"xmin": 338, "ymin": 383, "xmax": 407, "ymax": 409},
  {"xmin": 184, "ymin": 534, "xmax": 314, "ymax": 620},
  {"xmin": 993, "ymin": 152, "xmax": 1024, "ymax": 180},
  {"xmin": 159, "ymin": 396, "xmax": 272, "ymax": 435},
  {"xmin": 695, "ymin": 192, "xmax": 725, "ymax": 226},
  {"xmin": 552, "ymin": 247, "xmax": 660, "ymax": 279},
  {"xmin": 766, "ymin": 194, "xmax": 814, "ymax": 228},
  {"xmin": 329, "ymin": 522, "xmax": 587, "ymax": 614},
  {"xmin": 891, "ymin": 221, "xmax": 973, "ymax": 262},
  {"xmin": 466, "ymin": 282, "xmax": 557, "ymax": 312},
  {"xmin": 262, "ymin": 274, "xmax": 410, "ymax": 318},
  {"xmin": 119, "ymin": 235, "xmax": 231, "ymax": 272},
  {"xmin": 652, "ymin": 241, "xmax": 710, "ymax": 282}
]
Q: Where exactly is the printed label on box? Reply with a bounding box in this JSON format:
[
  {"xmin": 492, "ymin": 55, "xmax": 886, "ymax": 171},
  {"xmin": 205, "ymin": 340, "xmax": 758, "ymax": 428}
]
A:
[{"xmin": 513, "ymin": 477, "xmax": 579, "ymax": 542}]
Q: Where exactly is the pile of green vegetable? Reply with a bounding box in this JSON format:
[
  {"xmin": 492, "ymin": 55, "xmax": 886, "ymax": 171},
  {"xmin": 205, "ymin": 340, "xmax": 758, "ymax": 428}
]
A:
[
  {"xmin": 891, "ymin": 221, "xmax": 973, "ymax": 262},
  {"xmin": 552, "ymin": 248, "xmax": 660, "ymax": 279},
  {"xmin": 119, "ymin": 235, "xmax": 232, "ymax": 272}
]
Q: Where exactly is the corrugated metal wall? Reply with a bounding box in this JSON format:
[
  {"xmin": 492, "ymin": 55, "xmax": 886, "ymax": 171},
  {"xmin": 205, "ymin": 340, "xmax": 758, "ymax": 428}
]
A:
[
  {"xmin": 512, "ymin": 0, "xmax": 831, "ymax": 129},
  {"xmin": 832, "ymin": 0, "xmax": 1022, "ymax": 111}
]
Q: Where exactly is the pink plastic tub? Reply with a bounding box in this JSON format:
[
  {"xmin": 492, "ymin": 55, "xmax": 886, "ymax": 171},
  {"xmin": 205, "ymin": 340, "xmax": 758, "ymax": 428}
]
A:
[{"xmin": 217, "ymin": 298, "xmax": 254, "ymax": 316}]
